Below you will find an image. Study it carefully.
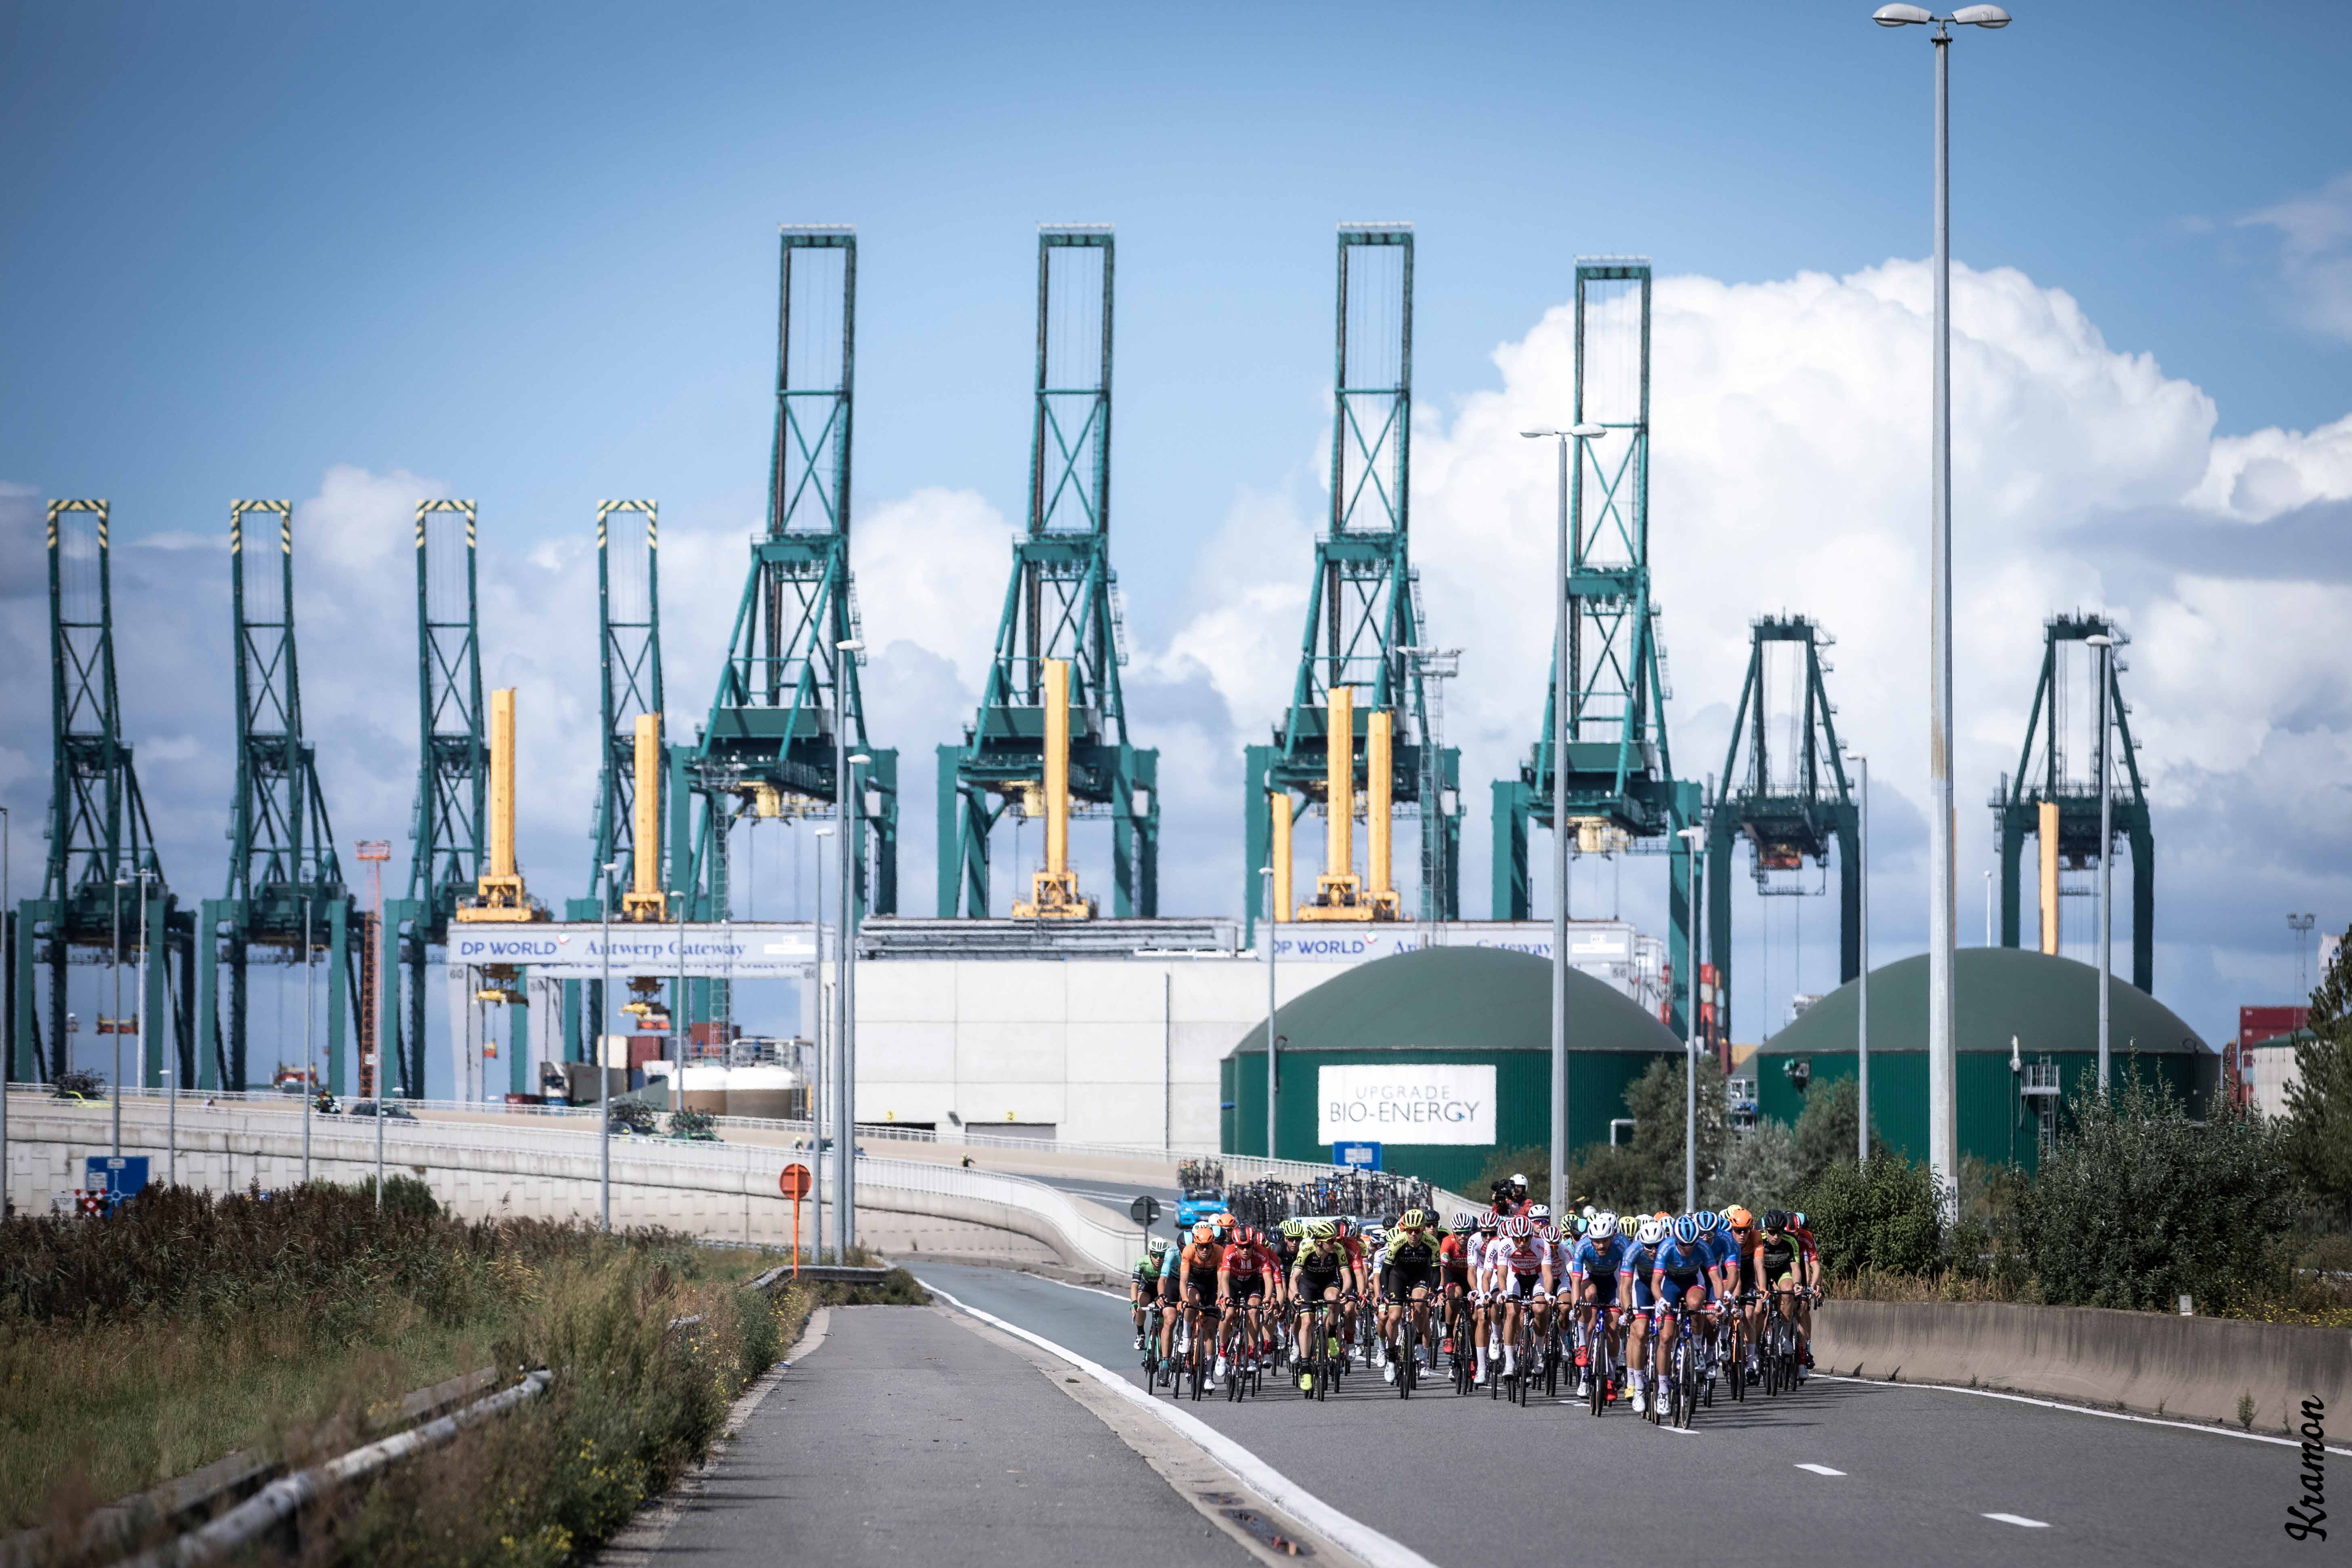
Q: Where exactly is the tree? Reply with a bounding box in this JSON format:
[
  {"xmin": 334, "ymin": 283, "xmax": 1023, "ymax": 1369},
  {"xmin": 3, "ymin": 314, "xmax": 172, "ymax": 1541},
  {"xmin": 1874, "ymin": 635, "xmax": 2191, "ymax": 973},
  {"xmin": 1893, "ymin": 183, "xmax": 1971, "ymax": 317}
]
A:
[
  {"xmin": 1707, "ymin": 1120, "xmax": 1804, "ymax": 1213},
  {"xmin": 1566, "ymin": 1054, "xmax": 1732, "ymax": 1216},
  {"xmin": 1791, "ymin": 1077, "xmax": 1890, "ymax": 1188},
  {"xmin": 2014, "ymin": 1072, "xmax": 2296, "ymax": 1312},
  {"xmin": 1797, "ymin": 1156, "xmax": 1946, "ymax": 1279},
  {"xmin": 2282, "ymin": 922, "xmax": 2352, "ymax": 1220}
]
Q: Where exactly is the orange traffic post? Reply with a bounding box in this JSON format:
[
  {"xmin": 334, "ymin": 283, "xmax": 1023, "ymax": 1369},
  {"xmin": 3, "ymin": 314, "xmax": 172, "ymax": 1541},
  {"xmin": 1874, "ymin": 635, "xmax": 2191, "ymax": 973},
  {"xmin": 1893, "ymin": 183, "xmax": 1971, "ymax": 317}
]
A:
[{"xmin": 780, "ymin": 1163, "xmax": 814, "ymax": 1276}]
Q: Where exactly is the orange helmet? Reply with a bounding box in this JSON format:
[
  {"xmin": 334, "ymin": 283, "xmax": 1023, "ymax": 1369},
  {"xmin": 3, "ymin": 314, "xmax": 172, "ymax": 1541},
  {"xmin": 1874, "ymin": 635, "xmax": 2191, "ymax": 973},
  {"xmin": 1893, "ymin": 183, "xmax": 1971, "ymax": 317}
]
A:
[
  {"xmin": 1192, "ymin": 1222, "xmax": 1213, "ymax": 1244},
  {"xmin": 1726, "ymin": 1206, "xmax": 1754, "ymax": 1230}
]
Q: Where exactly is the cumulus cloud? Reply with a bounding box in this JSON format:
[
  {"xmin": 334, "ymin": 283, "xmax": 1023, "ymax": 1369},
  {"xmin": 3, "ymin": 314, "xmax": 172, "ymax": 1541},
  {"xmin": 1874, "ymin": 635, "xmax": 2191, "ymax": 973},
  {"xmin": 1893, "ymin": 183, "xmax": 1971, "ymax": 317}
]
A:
[{"xmin": 1155, "ymin": 258, "xmax": 2352, "ymax": 1043}]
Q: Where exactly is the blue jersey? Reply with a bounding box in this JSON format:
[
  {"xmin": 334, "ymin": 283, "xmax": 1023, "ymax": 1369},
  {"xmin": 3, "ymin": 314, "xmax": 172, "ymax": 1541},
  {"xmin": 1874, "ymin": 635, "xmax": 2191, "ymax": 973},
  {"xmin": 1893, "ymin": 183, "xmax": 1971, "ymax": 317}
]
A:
[
  {"xmin": 1572, "ymin": 1234, "xmax": 1628, "ymax": 1278},
  {"xmin": 1652, "ymin": 1236, "xmax": 1713, "ymax": 1281},
  {"xmin": 1702, "ymin": 1230, "xmax": 1739, "ymax": 1271}
]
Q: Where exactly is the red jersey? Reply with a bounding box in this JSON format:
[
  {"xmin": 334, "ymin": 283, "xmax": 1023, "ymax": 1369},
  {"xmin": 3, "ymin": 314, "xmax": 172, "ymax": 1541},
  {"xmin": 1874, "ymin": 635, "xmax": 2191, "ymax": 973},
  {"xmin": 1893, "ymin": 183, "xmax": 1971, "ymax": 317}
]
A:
[
  {"xmin": 1222, "ymin": 1242, "xmax": 1277, "ymax": 1280},
  {"xmin": 1438, "ymin": 1234, "xmax": 1472, "ymax": 1273}
]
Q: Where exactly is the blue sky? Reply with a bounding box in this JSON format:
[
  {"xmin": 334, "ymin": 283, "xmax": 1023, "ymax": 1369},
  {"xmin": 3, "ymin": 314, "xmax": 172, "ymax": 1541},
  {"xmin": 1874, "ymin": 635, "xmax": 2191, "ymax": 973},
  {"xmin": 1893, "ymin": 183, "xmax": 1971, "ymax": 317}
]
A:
[{"xmin": 4, "ymin": 1, "xmax": 2348, "ymax": 1083}]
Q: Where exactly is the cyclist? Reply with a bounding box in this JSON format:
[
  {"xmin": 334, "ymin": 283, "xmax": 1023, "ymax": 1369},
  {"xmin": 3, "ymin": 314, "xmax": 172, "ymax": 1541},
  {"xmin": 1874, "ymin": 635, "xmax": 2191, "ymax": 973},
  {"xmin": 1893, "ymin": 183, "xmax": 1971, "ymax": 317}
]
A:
[
  {"xmin": 1275, "ymin": 1217, "xmax": 1305, "ymax": 1280},
  {"xmin": 1378, "ymin": 1209, "xmax": 1443, "ymax": 1384},
  {"xmin": 1287, "ymin": 1220, "xmax": 1355, "ymax": 1393},
  {"xmin": 1218, "ymin": 1225, "xmax": 1279, "ymax": 1381},
  {"xmin": 1481, "ymin": 1214, "xmax": 1552, "ymax": 1384},
  {"xmin": 1693, "ymin": 1210, "xmax": 1739, "ymax": 1381},
  {"xmin": 1648, "ymin": 1215, "xmax": 1716, "ymax": 1407},
  {"xmin": 1759, "ymin": 1209, "xmax": 1818, "ymax": 1379},
  {"xmin": 1569, "ymin": 1209, "xmax": 1629, "ymax": 1400},
  {"xmin": 1788, "ymin": 1210, "xmax": 1821, "ymax": 1375},
  {"xmin": 1724, "ymin": 1206, "xmax": 1766, "ymax": 1372},
  {"xmin": 1437, "ymin": 1212, "xmax": 1478, "ymax": 1359},
  {"xmin": 1464, "ymin": 1210, "xmax": 1502, "ymax": 1383},
  {"xmin": 1622, "ymin": 1215, "xmax": 1666, "ymax": 1414},
  {"xmin": 1176, "ymin": 1220, "xmax": 1228, "ymax": 1386},
  {"xmin": 1131, "ymin": 1236, "xmax": 1171, "ymax": 1350}
]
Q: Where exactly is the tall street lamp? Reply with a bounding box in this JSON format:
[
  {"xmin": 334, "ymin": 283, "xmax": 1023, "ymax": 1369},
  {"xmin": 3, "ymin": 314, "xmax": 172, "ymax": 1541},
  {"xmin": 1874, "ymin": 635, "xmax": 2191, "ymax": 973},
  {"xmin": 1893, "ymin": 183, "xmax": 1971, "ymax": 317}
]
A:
[
  {"xmin": 133, "ymin": 868, "xmax": 160, "ymax": 1180},
  {"xmin": 2087, "ymin": 632, "xmax": 2114, "ymax": 1091},
  {"xmin": 598, "ymin": 857, "xmax": 621, "ymax": 1232},
  {"xmin": 302, "ymin": 896, "xmax": 315, "ymax": 1182},
  {"xmin": 1260, "ymin": 863, "xmax": 1277, "ymax": 1161},
  {"xmin": 1522, "ymin": 421, "xmax": 1606, "ymax": 1210},
  {"xmin": 1676, "ymin": 825, "xmax": 1707, "ymax": 1211},
  {"xmin": 2, "ymin": 805, "xmax": 10, "ymax": 1214},
  {"xmin": 672, "ymin": 886, "xmax": 688, "ymax": 1119},
  {"xmin": 1849, "ymin": 752, "xmax": 1872, "ymax": 1164},
  {"xmin": 843, "ymin": 746, "xmax": 870, "ymax": 1261},
  {"xmin": 1873, "ymin": 0, "xmax": 2012, "ymax": 1201},
  {"xmin": 112, "ymin": 872, "xmax": 129, "ymax": 1157}
]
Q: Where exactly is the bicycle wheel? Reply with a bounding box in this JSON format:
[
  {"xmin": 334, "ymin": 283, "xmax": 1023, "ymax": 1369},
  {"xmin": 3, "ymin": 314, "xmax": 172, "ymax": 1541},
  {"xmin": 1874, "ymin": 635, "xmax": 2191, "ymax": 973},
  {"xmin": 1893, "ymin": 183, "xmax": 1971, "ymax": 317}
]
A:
[
  {"xmin": 1679, "ymin": 1338, "xmax": 1701, "ymax": 1429},
  {"xmin": 1588, "ymin": 1321, "xmax": 1609, "ymax": 1418}
]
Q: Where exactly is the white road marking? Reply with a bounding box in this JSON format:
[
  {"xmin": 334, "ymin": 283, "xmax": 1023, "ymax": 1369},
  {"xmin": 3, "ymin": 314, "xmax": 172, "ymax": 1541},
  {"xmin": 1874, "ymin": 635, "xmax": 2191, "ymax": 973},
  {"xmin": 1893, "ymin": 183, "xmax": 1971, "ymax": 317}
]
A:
[
  {"xmin": 1817, "ymin": 1374, "xmax": 2352, "ymax": 1457},
  {"xmin": 1795, "ymin": 1463, "xmax": 1845, "ymax": 1476},
  {"xmin": 1983, "ymin": 1513, "xmax": 2050, "ymax": 1529},
  {"xmin": 1026, "ymin": 1272, "xmax": 1130, "ymax": 1301},
  {"xmin": 1656, "ymin": 1422, "xmax": 1701, "ymax": 1436},
  {"xmin": 918, "ymin": 1276, "xmax": 1441, "ymax": 1568}
]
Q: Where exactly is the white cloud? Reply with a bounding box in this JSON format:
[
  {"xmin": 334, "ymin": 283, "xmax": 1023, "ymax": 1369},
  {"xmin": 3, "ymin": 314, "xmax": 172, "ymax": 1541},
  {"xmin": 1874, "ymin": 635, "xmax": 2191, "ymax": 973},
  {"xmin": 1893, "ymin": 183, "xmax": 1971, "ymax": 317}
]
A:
[{"xmin": 2239, "ymin": 171, "xmax": 2352, "ymax": 344}]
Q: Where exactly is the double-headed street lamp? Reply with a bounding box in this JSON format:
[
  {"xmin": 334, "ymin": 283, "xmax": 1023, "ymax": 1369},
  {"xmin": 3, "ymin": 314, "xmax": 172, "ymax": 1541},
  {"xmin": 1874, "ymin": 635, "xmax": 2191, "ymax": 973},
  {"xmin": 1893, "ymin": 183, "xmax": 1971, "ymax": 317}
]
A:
[
  {"xmin": 1676, "ymin": 825, "xmax": 1707, "ymax": 1211},
  {"xmin": 1848, "ymin": 751, "xmax": 1872, "ymax": 1165},
  {"xmin": 1872, "ymin": 0, "xmax": 2011, "ymax": 1203},
  {"xmin": 1522, "ymin": 422, "xmax": 1605, "ymax": 1210},
  {"xmin": 2087, "ymin": 632, "xmax": 2114, "ymax": 1092},
  {"xmin": 598, "ymin": 856, "xmax": 622, "ymax": 1232}
]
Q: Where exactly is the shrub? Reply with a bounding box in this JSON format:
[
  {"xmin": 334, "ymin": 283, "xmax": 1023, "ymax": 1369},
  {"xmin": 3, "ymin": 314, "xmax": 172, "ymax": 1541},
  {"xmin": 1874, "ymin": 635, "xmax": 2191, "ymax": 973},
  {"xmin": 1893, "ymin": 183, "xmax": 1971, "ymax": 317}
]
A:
[
  {"xmin": 2282, "ymin": 921, "xmax": 2352, "ymax": 1222},
  {"xmin": 1797, "ymin": 1156, "xmax": 1945, "ymax": 1279},
  {"xmin": 1707, "ymin": 1119, "xmax": 1804, "ymax": 1213},
  {"xmin": 1790, "ymin": 1077, "xmax": 1890, "ymax": 1186},
  {"xmin": 2013, "ymin": 1073, "xmax": 2297, "ymax": 1312}
]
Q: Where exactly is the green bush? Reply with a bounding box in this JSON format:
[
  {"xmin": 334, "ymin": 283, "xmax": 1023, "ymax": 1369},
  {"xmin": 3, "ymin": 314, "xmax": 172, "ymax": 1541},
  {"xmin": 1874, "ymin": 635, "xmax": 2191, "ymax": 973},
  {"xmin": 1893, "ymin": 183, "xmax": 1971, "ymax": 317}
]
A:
[
  {"xmin": 2013, "ymin": 1073, "xmax": 2297, "ymax": 1312},
  {"xmin": 1707, "ymin": 1119, "xmax": 1804, "ymax": 1213},
  {"xmin": 1797, "ymin": 1156, "xmax": 1945, "ymax": 1280},
  {"xmin": 2283, "ymin": 922, "xmax": 2352, "ymax": 1222},
  {"xmin": 1790, "ymin": 1077, "xmax": 1891, "ymax": 1186}
]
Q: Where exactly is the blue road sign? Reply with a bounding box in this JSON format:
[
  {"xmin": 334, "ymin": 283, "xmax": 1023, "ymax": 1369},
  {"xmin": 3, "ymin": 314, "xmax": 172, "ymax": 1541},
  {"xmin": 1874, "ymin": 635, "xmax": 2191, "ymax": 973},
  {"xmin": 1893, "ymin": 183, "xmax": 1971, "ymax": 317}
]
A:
[
  {"xmin": 84, "ymin": 1155, "xmax": 151, "ymax": 1207},
  {"xmin": 1336, "ymin": 1141, "xmax": 1381, "ymax": 1171}
]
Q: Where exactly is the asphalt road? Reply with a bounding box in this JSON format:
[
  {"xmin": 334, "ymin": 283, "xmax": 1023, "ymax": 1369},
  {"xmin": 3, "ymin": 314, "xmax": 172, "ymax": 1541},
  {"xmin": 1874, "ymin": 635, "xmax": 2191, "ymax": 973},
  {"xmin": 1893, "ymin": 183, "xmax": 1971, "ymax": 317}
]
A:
[{"xmin": 909, "ymin": 1262, "xmax": 2316, "ymax": 1568}]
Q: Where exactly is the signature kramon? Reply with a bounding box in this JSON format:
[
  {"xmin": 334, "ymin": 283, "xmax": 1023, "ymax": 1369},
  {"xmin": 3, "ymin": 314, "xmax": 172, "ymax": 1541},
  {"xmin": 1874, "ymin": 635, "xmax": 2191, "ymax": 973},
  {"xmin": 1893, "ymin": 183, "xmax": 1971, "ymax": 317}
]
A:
[{"xmin": 2286, "ymin": 1395, "xmax": 2327, "ymax": 1542}]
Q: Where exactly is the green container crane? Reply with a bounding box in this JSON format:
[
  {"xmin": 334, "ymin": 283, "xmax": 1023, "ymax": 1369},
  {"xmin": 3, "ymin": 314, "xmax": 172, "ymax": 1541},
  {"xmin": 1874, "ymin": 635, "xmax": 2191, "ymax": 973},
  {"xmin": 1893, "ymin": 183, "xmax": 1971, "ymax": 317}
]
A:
[
  {"xmin": 12, "ymin": 500, "xmax": 192, "ymax": 1090},
  {"xmin": 1704, "ymin": 615, "xmax": 1860, "ymax": 1045},
  {"xmin": 939, "ymin": 225, "xmax": 1157, "ymax": 919},
  {"xmin": 1994, "ymin": 612, "xmax": 2153, "ymax": 991},
  {"xmin": 1487, "ymin": 260, "xmax": 1699, "ymax": 1033},
  {"xmin": 678, "ymin": 226, "xmax": 898, "ymax": 994},
  {"xmin": 380, "ymin": 500, "xmax": 488, "ymax": 1099},
  {"xmin": 1243, "ymin": 225, "xmax": 1460, "ymax": 944},
  {"xmin": 195, "ymin": 502, "xmax": 361, "ymax": 1092}
]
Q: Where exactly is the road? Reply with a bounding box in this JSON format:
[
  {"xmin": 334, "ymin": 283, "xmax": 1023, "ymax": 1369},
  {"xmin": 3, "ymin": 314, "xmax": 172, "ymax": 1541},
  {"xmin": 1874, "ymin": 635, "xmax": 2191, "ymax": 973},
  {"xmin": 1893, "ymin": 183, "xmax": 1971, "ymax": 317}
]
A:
[{"xmin": 903, "ymin": 1262, "xmax": 2314, "ymax": 1567}]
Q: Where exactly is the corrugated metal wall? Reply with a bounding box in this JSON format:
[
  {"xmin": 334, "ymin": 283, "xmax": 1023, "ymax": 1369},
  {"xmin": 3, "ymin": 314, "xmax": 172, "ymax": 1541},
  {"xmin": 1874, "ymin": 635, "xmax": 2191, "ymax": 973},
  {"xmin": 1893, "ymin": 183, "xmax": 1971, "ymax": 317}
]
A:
[
  {"xmin": 1221, "ymin": 1047, "xmax": 1677, "ymax": 1192},
  {"xmin": 1752, "ymin": 1049, "xmax": 2217, "ymax": 1174}
]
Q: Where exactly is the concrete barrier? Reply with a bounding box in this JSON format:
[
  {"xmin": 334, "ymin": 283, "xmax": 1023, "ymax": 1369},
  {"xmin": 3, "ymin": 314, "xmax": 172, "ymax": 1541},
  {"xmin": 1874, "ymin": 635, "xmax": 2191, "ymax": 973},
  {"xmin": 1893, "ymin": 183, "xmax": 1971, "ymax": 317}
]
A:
[{"xmin": 1814, "ymin": 1297, "xmax": 2351, "ymax": 1436}]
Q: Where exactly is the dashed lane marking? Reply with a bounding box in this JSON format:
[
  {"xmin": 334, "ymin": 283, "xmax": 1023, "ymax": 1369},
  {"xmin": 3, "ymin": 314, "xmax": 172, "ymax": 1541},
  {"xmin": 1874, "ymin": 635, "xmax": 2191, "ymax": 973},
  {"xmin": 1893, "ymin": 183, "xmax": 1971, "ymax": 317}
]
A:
[
  {"xmin": 1795, "ymin": 1463, "xmax": 1845, "ymax": 1476},
  {"xmin": 1983, "ymin": 1513, "xmax": 2050, "ymax": 1529}
]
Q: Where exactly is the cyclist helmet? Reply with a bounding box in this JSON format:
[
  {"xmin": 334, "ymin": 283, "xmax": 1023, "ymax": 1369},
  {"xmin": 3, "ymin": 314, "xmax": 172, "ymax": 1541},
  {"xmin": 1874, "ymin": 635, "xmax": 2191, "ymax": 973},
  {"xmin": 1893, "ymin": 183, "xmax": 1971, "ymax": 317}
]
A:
[
  {"xmin": 1527, "ymin": 1203, "xmax": 1553, "ymax": 1224},
  {"xmin": 1147, "ymin": 1236, "xmax": 1171, "ymax": 1257},
  {"xmin": 1306, "ymin": 1219, "xmax": 1340, "ymax": 1242},
  {"xmin": 1209, "ymin": 1211, "xmax": 1235, "ymax": 1235},
  {"xmin": 1192, "ymin": 1222, "xmax": 1213, "ymax": 1244},
  {"xmin": 1694, "ymin": 1209, "xmax": 1722, "ymax": 1234},
  {"xmin": 1590, "ymin": 1210, "xmax": 1619, "ymax": 1241},
  {"xmin": 1582, "ymin": 1203, "xmax": 1598, "ymax": 1220},
  {"xmin": 1477, "ymin": 1208, "xmax": 1499, "ymax": 1232},
  {"xmin": 1762, "ymin": 1209, "xmax": 1788, "ymax": 1233},
  {"xmin": 1279, "ymin": 1217, "xmax": 1304, "ymax": 1240},
  {"xmin": 1724, "ymin": 1205, "xmax": 1753, "ymax": 1232},
  {"xmin": 1790, "ymin": 1212, "xmax": 1808, "ymax": 1230},
  {"xmin": 1449, "ymin": 1211, "xmax": 1476, "ymax": 1234},
  {"xmin": 1636, "ymin": 1217, "xmax": 1667, "ymax": 1247},
  {"xmin": 1672, "ymin": 1215, "xmax": 1700, "ymax": 1246},
  {"xmin": 1362, "ymin": 1224, "xmax": 1388, "ymax": 1249},
  {"xmin": 1505, "ymin": 1216, "xmax": 1531, "ymax": 1240},
  {"xmin": 1397, "ymin": 1207, "xmax": 1430, "ymax": 1230}
]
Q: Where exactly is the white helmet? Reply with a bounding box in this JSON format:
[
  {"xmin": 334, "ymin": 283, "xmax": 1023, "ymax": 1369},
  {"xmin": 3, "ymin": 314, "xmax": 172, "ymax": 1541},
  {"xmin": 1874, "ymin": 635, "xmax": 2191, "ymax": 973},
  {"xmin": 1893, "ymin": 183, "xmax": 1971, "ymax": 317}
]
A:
[
  {"xmin": 1636, "ymin": 1217, "xmax": 1667, "ymax": 1247},
  {"xmin": 1590, "ymin": 1210, "xmax": 1619, "ymax": 1241},
  {"xmin": 1528, "ymin": 1203, "xmax": 1553, "ymax": 1223}
]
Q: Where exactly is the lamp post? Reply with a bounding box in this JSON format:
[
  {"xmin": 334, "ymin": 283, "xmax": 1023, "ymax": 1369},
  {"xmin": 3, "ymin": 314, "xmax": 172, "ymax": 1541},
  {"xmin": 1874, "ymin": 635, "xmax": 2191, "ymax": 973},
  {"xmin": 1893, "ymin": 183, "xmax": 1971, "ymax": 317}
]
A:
[
  {"xmin": 843, "ymin": 746, "xmax": 869, "ymax": 1260},
  {"xmin": 133, "ymin": 868, "xmax": 158, "ymax": 1178},
  {"xmin": 1522, "ymin": 421, "xmax": 1606, "ymax": 1211},
  {"xmin": 1261, "ymin": 863, "xmax": 1277, "ymax": 1161},
  {"xmin": 1676, "ymin": 825, "xmax": 1707, "ymax": 1211},
  {"xmin": 1872, "ymin": 0, "xmax": 2012, "ymax": 1202},
  {"xmin": 1850, "ymin": 752, "xmax": 1872, "ymax": 1164},
  {"xmin": 2087, "ymin": 632, "xmax": 2114, "ymax": 1092},
  {"xmin": 598, "ymin": 857, "xmax": 621, "ymax": 1232},
  {"xmin": 112, "ymin": 873, "xmax": 129, "ymax": 1157},
  {"xmin": 672, "ymin": 886, "xmax": 687, "ymax": 1119},
  {"xmin": 811, "ymin": 822, "xmax": 834, "ymax": 1260},
  {"xmin": 302, "ymin": 896, "xmax": 315, "ymax": 1182}
]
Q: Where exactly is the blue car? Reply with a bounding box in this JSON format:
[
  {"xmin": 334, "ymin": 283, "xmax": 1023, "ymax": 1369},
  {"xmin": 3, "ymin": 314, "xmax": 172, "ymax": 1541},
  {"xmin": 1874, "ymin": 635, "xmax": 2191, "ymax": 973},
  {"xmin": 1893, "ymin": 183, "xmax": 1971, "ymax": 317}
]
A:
[{"xmin": 1176, "ymin": 1188, "xmax": 1228, "ymax": 1230}]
